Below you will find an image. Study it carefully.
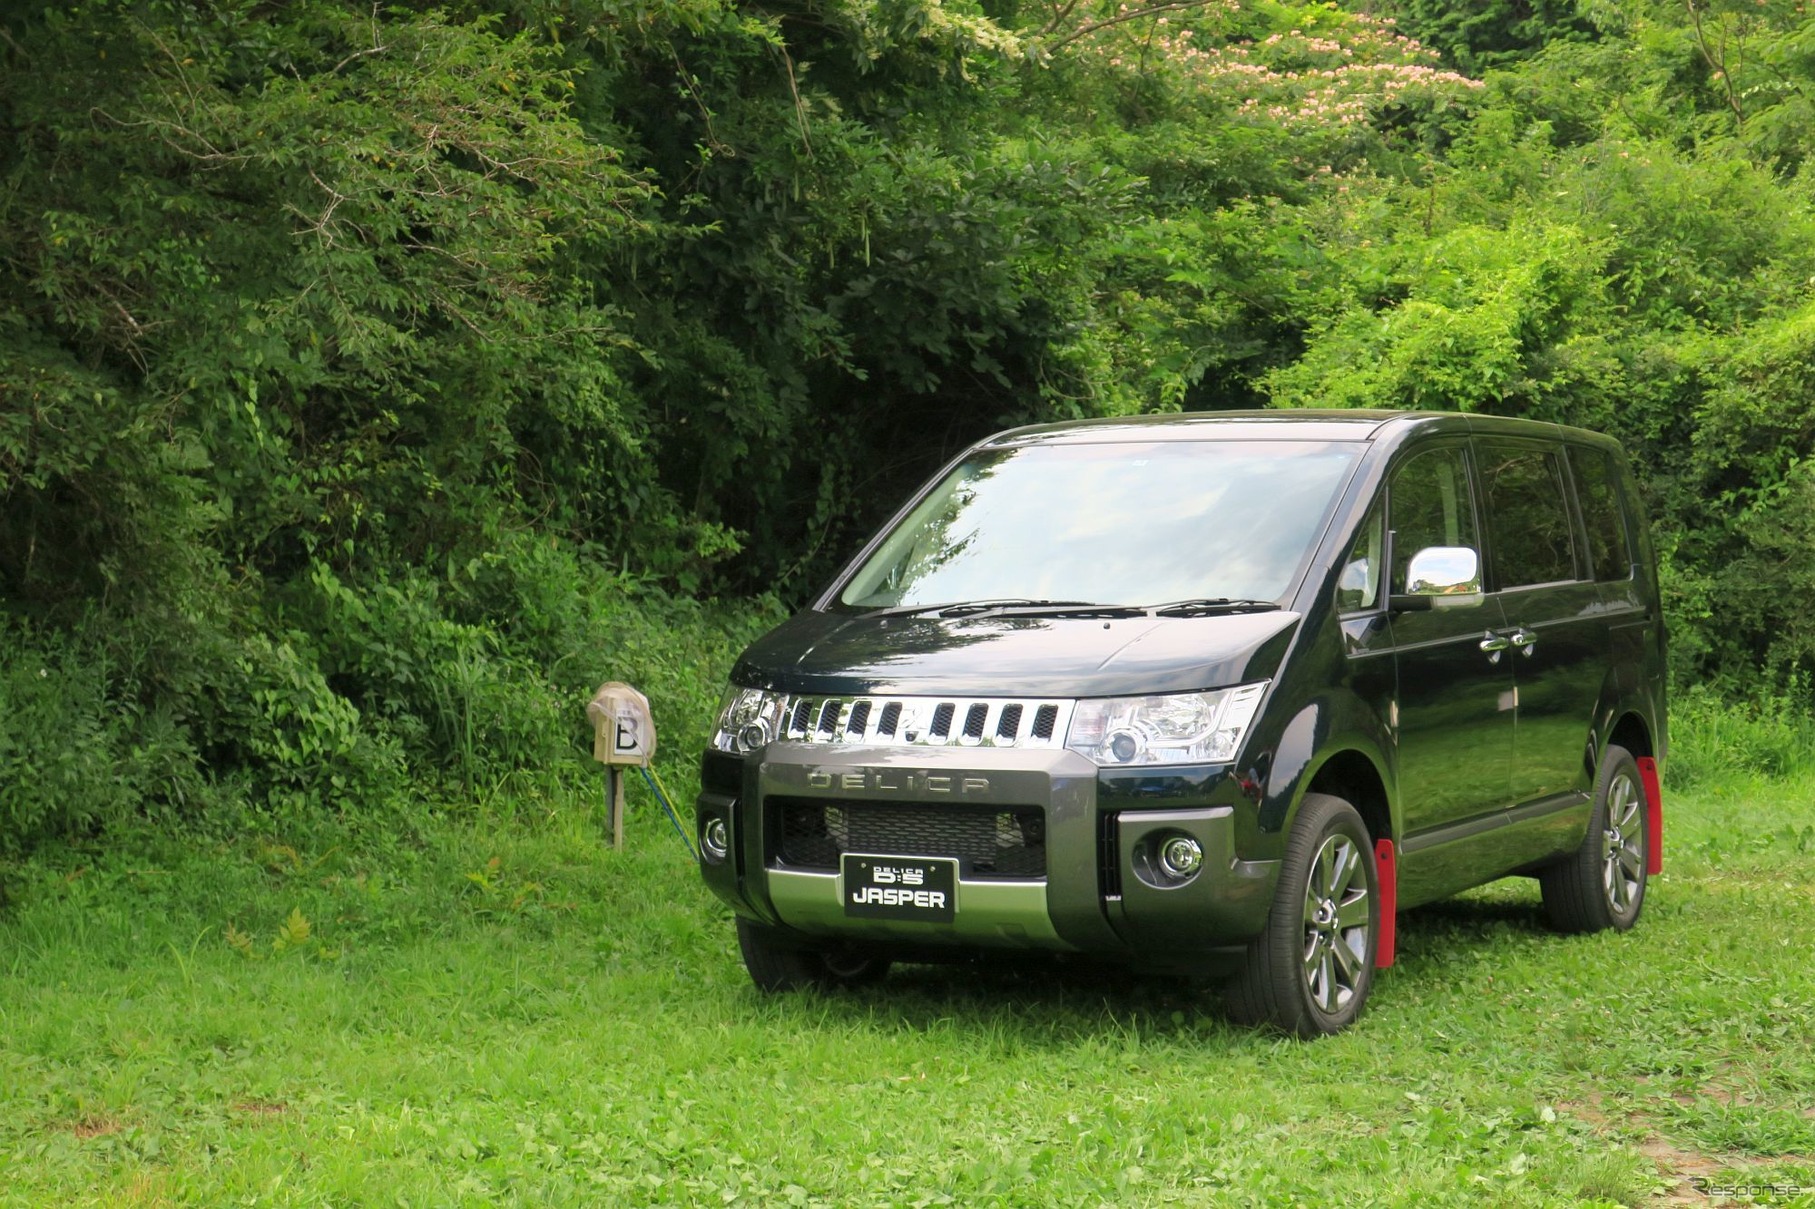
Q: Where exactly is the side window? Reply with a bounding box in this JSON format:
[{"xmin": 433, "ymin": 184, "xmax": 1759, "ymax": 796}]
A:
[
  {"xmin": 1388, "ymin": 447, "xmax": 1479, "ymax": 594},
  {"xmin": 1479, "ymin": 443, "xmax": 1581, "ymax": 588},
  {"xmin": 1336, "ymin": 502, "xmax": 1384, "ymax": 612},
  {"xmin": 1569, "ymin": 447, "xmax": 1634, "ymax": 581}
]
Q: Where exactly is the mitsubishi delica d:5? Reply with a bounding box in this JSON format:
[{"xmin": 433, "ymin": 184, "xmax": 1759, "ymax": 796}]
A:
[{"xmin": 694, "ymin": 410, "xmax": 1667, "ymax": 1036}]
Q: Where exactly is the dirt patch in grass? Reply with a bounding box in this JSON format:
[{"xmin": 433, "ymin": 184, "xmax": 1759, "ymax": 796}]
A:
[
  {"xmin": 64, "ymin": 1114, "xmax": 125, "ymax": 1139},
  {"xmin": 1564, "ymin": 1092, "xmax": 1734, "ymax": 1204},
  {"xmin": 1564, "ymin": 1092, "xmax": 1610, "ymax": 1126},
  {"xmin": 118, "ymin": 1170, "xmax": 174, "ymax": 1206},
  {"xmin": 232, "ymin": 1099, "xmax": 289, "ymax": 1119},
  {"xmin": 1674, "ymin": 1087, "xmax": 1738, "ymax": 1108},
  {"xmin": 1637, "ymin": 1133, "xmax": 1728, "ymax": 1204}
]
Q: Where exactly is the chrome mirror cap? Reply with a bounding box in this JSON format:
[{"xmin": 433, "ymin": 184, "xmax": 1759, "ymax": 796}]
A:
[
  {"xmin": 1392, "ymin": 546, "xmax": 1483, "ymax": 611},
  {"xmin": 1405, "ymin": 546, "xmax": 1480, "ymax": 595}
]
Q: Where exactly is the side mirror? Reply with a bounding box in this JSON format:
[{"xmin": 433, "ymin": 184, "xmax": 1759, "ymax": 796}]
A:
[{"xmin": 1390, "ymin": 546, "xmax": 1483, "ymax": 612}]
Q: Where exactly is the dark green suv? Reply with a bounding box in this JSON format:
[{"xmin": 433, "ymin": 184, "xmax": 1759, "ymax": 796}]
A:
[{"xmin": 695, "ymin": 411, "xmax": 1666, "ymax": 1035}]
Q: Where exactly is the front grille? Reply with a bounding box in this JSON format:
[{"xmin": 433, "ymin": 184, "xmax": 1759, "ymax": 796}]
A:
[
  {"xmin": 766, "ymin": 695, "xmax": 1074, "ymax": 750},
  {"xmin": 772, "ymin": 798, "xmax": 1046, "ymax": 879}
]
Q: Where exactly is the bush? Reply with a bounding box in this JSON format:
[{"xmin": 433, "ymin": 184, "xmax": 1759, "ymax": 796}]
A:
[
  {"xmin": 0, "ymin": 618, "xmax": 205, "ymax": 853},
  {"xmin": 1668, "ymin": 677, "xmax": 1815, "ymax": 788},
  {"xmin": 0, "ymin": 538, "xmax": 780, "ymax": 854},
  {"xmin": 206, "ymin": 630, "xmax": 410, "ymax": 810}
]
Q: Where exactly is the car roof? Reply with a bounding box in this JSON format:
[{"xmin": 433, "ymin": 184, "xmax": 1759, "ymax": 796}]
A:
[
  {"xmin": 982, "ymin": 409, "xmax": 1429, "ymax": 447},
  {"xmin": 982, "ymin": 409, "xmax": 1621, "ymax": 453}
]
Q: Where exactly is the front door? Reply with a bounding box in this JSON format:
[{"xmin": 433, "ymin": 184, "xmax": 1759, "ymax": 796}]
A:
[
  {"xmin": 1477, "ymin": 440, "xmax": 1606, "ymax": 809},
  {"xmin": 1385, "ymin": 444, "xmax": 1517, "ymax": 845}
]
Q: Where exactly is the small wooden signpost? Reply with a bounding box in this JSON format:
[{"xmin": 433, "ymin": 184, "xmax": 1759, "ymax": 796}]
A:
[{"xmin": 586, "ymin": 682, "xmax": 656, "ymax": 850}]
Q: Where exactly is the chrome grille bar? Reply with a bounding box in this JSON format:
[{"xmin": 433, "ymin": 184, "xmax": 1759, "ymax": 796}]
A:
[{"xmin": 773, "ymin": 695, "xmax": 1074, "ymax": 749}]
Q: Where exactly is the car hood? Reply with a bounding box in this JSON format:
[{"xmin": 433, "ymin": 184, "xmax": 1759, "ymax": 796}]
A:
[{"xmin": 732, "ymin": 609, "xmax": 1303, "ymax": 698}]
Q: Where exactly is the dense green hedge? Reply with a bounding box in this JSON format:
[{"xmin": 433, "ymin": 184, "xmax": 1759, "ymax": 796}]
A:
[{"xmin": 5, "ymin": 0, "xmax": 1815, "ymax": 850}]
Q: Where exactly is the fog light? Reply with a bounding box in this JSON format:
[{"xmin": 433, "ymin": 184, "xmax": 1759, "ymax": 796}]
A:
[
  {"xmin": 1157, "ymin": 834, "xmax": 1203, "ymax": 880},
  {"xmin": 701, "ymin": 815, "xmax": 730, "ymax": 863}
]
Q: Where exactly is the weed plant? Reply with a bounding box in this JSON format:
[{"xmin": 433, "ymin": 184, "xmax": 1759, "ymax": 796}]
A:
[{"xmin": 1669, "ymin": 674, "xmax": 1815, "ymax": 787}]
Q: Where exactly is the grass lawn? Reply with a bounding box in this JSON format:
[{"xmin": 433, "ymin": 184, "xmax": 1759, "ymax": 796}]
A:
[{"xmin": 3, "ymin": 773, "xmax": 1814, "ymax": 1207}]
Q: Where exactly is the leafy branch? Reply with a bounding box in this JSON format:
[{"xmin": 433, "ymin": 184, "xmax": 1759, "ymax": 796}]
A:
[
  {"xmin": 1040, "ymin": 0, "xmax": 1231, "ymax": 52},
  {"xmin": 1685, "ymin": 0, "xmax": 1744, "ymax": 125}
]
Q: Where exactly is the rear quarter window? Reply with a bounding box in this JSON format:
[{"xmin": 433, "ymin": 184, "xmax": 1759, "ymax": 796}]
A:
[
  {"xmin": 1479, "ymin": 443, "xmax": 1581, "ymax": 589},
  {"xmin": 1569, "ymin": 447, "xmax": 1635, "ymax": 581}
]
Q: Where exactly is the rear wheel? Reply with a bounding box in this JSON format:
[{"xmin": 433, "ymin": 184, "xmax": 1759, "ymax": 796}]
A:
[
  {"xmin": 1540, "ymin": 744, "xmax": 1647, "ymax": 933},
  {"xmin": 1225, "ymin": 793, "xmax": 1378, "ymax": 1037},
  {"xmin": 735, "ymin": 918, "xmax": 892, "ymax": 992}
]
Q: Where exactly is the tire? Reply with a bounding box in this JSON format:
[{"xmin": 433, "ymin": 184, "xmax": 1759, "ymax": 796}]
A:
[
  {"xmin": 735, "ymin": 918, "xmax": 892, "ymax": 992},
  {"xmin": 1225, "ymin": 793, "xmax": 1379, "ymax": 1038},
  {"xmin": 1540, "ymin": 744, "xmax": 1648, "ymax": 934}
]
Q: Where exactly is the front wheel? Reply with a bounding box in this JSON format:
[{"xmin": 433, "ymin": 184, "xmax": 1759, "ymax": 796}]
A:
[
  {"xmin": 1540, "ymin": 744, "xmax": 1648, "ymax": 934},
  {"xmin": 1225, "ymin": 793, "xmax": 1379, "ymax": 1038},
  {"xmin": 735, "ymin": 918, "xmax": 892, "ymax": 992}
]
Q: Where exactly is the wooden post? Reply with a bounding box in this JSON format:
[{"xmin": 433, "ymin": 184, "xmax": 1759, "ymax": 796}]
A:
[
  {"xmin": 609, "ymin": 767, "xmax": 626, "ymax": 851},
  {"xmin": 587, "ymin": 682, "xmax": 654, "ymax": 853}
]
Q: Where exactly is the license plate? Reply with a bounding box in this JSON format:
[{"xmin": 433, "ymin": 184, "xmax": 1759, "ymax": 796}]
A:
[{"xmin": 842, "ymin": 854, "xmax": 956, "ymax": 922}]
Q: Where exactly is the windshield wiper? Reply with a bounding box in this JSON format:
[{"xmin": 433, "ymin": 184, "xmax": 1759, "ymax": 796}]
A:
[
  {"xmin": 860, "ymin": 598, "xmax": 1145, "ymax": 620},
  {"xmin": 856, "ymin": 598, "xmax": 1077, "ymax": 620},
  {"xmin": 938, "ymin": 598, "xmax": 1099, "ymax": 617},
  {"xmin": 1146, "ymin": 598, "xmax": 1282, "ymax": 618},
  {"xmin": 953, "ymin": 602, "xmax": 1150, "ymax": 619}
]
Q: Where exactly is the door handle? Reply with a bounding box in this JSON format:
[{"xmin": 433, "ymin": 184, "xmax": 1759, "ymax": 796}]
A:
[{"xmin": 1509, "ymin": 628, "xmax": 1537, "ymax": 655}]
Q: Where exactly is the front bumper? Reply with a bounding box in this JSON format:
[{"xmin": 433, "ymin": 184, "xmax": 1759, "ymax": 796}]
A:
[{"xmin": 696, "ymin": 744, "xmax": 1279, "ymax": 965}]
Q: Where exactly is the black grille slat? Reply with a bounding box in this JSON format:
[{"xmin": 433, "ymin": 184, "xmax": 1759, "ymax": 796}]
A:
[
  {"xmin": 878, "ymin": 702, "xmax": 901, "ymax": 736},
  {"xmin": 773, "ymin": 799, "xmax": 1046, "ymax": 878},
  {"xmin": 790, "ymin": 699, "xmax": 814, "ymax": 736},
  {"xmin": 930, "ymin": 703, "xmax": 956, "ymax": 738},
  {"xmin": 962, "ymin": 703, "xmax": 988, "ymax": 739},
  {"xmin": 816, "ymin": 701, "xmax": 841, "ymax": 735},
  {"xmin": 1032, "ymin": 704, "xmax": 1058, "ymax": 740},
  {"xmin": 847, "ymin": 701, "xmax": 872, "ymax": 736},
  {"xmin": 996, "ymin": 704, "xmax": 1023, "ymax": 739}
]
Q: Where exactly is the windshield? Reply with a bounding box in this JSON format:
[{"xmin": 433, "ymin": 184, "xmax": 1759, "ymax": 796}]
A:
[{"xmin": 838, "ymin": 439, "xmax": 1361, "ymax": 610}]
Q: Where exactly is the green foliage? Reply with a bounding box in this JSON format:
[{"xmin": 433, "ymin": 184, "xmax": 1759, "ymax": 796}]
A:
[
  {"xmin": 0, "ymin": 618, "xmax": 207, "ymax": 854},
  {"xmin": 1268, "ymin": 221, "xmax": 1616, "ymax": 415},
  {"xmin": 0, "ymin": 0, "xmax": 781, "ymax": 848},
  {"xmin": 7, "ymin": 0, "xmax": 1815, "ymax": 851},
  {"xmin": 1374, "ymin": 0, "xmax": 1598, "ymax": 76},
  {"xmin": 1668, "ymin": 676, "xmax": 1815, "ymax": 788},
  {"xmin": 1262, "ymin": 12, "xmax": 1815, "ymax": 690}
]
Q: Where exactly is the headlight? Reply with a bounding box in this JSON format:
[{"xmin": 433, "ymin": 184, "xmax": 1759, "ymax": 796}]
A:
[
  {"xmin": 712, "ymin": 686, "xmax": 790, "ymax": 753},
  {"xmin": 1064, "ymin": 683, "xmax": 1268, "ymax": 767}
]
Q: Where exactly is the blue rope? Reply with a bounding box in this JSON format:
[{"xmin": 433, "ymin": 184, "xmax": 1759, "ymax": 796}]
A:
[{"xmin": 638, "ymin": 764, "xmax": 697, "ymax": 860}]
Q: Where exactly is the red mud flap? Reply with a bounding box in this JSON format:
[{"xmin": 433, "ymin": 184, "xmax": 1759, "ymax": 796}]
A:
[
  {"xmin": 1637, "ymin": 756, "xmax": 1663, "ymax": 876},
  {"xmin": 1374, "ymin": 838, "xmax": 1396, "ymax": 968}
]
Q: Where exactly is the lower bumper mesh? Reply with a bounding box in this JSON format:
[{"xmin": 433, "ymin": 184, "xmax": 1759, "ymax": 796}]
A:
[{"xmin": 771, "ymin": 798, "xmax": 1046, "ymax": 879}]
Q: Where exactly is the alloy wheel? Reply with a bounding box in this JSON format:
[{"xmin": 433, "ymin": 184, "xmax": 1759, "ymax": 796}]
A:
[
  {"xmin": 1301, "ymin": 834, "xmax": 1371, "ymax": 1015},
  {"xmin": 1601, "ymin": 772, "xmax": 1645, "ymax": 916}
]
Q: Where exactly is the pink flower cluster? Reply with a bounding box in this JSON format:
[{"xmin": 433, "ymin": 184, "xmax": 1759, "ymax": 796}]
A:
[{"xmin": 1074, "ymin": 3, "xmax": 1482, "ymax": 130}]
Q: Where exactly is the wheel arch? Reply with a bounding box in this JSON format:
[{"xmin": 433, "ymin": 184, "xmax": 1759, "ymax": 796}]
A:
[
  {"xmin": 1606, "ymin": 709, "xmax": 1653, "ymax": 761},
  {"xmin": 1584, "ymin": 656, "xmax": 1663, "ymax": 782},
  {"xmin": 1258, "ymin": 693, "xmax": 1397, "ymax": 854},
  {"xmin": 1305, "ymin": 748, "xmax": 1395, "ymax": 845}
]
